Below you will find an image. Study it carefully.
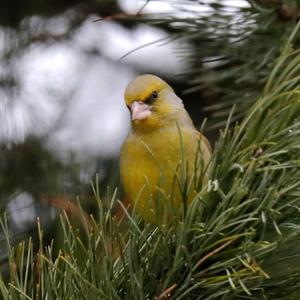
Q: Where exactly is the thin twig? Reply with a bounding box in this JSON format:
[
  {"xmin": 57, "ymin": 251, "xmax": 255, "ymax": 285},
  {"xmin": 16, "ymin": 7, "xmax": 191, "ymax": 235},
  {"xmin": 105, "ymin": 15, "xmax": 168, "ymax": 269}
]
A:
[
  {"xmin": 156, "ymin": 283, "xmax": 178, "ymax": 300},
  {"xmin": 195, "ymin": 238, "xmax": 237, "ymax": 269},
  {"xmin": 93, "ymin": 12, "xmax": 142, "ymax": 23}
]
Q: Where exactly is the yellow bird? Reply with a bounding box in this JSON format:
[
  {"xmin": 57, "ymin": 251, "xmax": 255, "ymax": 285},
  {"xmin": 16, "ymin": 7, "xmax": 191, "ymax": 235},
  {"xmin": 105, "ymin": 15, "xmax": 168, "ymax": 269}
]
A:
[{"xmin": 120, "ymin": 74, "xmax": 212, "ymax": 223}]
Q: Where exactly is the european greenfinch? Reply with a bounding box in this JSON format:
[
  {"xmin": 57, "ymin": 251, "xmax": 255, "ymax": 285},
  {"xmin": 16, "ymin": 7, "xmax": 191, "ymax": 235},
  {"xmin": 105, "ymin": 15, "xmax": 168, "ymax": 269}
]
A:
[{"xmin": 120, "ymin": 74, "xmax": 212, "ymax": 223}]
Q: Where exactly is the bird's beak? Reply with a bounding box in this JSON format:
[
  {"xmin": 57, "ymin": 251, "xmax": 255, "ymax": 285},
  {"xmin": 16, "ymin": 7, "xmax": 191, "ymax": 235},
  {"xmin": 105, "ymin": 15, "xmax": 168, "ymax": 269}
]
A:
[{"xmin": 130, "ymin": 101, "xmax": 152, "ymax": 121}]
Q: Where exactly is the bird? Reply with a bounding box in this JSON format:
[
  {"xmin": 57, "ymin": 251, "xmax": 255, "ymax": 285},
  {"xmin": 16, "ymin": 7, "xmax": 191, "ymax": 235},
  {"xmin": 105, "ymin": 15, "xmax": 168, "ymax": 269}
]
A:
[{"xmin": 119, "ymin": 74, "xmax": 212, "ymax": 223}]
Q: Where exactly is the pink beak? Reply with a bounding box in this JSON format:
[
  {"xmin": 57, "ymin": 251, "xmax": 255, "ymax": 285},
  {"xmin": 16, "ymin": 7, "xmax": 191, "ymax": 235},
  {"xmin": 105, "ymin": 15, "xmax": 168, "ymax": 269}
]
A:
[{"xmin": 130, "ymin": 101, "xmax": 152, "ymax": 121}]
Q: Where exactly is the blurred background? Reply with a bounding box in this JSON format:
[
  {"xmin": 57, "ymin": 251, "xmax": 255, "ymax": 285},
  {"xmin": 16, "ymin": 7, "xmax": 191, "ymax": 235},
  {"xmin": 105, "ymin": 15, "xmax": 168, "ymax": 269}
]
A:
[{"xmin": 0, "ymin": 0, "xmax": 299, "ymax": 272}]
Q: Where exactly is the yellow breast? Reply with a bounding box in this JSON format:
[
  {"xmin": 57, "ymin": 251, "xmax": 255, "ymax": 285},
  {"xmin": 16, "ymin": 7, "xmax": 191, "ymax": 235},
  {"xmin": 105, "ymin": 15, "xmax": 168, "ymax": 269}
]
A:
[{"xmin": 120, "ymin": 126, "xmax": 211, "ymax": 223}]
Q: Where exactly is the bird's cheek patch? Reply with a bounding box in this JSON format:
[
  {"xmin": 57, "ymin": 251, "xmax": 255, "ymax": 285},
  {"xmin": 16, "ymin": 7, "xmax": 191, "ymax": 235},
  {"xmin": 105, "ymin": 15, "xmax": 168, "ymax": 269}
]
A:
[{"xmin": 130, "ymin": 101, "xmax": 152, "ymax": 121}]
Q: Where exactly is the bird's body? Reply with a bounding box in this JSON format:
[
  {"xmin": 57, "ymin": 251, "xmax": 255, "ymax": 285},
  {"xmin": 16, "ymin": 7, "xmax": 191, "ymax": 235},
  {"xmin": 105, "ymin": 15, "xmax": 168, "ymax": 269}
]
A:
[{"xmin": 120, "ymin": 75, "xmax": 211, "ymax": 223}]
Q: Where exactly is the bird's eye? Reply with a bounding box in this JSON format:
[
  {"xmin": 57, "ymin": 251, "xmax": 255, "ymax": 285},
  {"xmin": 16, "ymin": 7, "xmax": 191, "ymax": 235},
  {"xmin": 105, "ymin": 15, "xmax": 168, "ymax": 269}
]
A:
[
  {"xmin": 151, "ymin": 91, "xmax": 158, "ymax": 99},
  {"xmin": 145, "ymin": 91, "xmax": 158, "ymax": 105}
]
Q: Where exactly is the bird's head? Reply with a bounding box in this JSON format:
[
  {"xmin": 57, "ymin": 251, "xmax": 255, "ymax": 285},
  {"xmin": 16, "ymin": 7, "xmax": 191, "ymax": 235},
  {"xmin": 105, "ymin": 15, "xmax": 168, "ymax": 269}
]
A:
[{"xmin": 124, "ymin": 74, "xmax": 186, "ymax": 133}]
